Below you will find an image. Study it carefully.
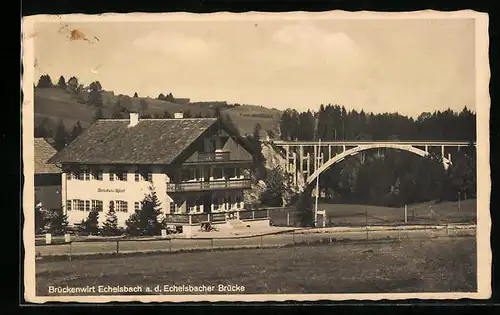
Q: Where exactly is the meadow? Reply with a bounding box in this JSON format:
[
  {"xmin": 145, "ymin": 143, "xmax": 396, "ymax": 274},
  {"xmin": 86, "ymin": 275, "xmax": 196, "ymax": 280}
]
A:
[{"xmin": 36, "ymin": 236, "xmax": 476, "ymax": 295}]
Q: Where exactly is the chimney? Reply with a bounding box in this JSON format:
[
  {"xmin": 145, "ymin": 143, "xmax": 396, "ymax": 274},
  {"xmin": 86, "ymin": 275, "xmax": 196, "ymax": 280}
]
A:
[
  {"xmin": 174, "ymin": 112, "xmax": 184, "ymax": 119},
  {"xmin": 128, "ymin": 112, "xmax": 139, "ymax": 127}
]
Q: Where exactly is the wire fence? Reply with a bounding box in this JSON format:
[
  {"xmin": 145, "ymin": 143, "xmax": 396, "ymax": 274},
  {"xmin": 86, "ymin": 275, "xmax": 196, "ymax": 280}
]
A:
[
  {"xmin": 35, "ymin": 223, "xmax": 476, "ymax": 260},
  {"xmin": 268, "ymin": 202, "xmax": 476, "ymax": 228}
]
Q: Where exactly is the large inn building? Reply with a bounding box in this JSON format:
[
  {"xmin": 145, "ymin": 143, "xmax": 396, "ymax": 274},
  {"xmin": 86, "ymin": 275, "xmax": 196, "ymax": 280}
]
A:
[{"xmin": 48, "ymin": 113, "xmax": 254, "ymax": 227}]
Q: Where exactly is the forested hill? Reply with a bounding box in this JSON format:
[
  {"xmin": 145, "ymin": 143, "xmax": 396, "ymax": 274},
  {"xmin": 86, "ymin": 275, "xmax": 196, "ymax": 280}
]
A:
[
  {"xmin": 33, "ymin": 75, "xmax": 281, "ymax": 150},
  {"xmin": 279, "ymin": 104, "xmax": 476, "ymax": 142}
]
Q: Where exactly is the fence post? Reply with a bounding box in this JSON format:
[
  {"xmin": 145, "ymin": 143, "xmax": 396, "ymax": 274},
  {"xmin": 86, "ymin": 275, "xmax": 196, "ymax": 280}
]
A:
[
  {"xmin": 68, "ymin": 242, "xmax": 72, "ymax": 261},
  {"xmin": 404, "ymin": 205, "xmax": 407, "ymax": 224},
  {"xmin": 211, "ymin": 239, "xmax": 214, "ymax": 251},
  {"xmin": 267, "ymin": 209, "xmax": 270, "ymax": 218},
  {"xmin": 116, "ymin": 240, "xmax": 119, "ymax": 254},
  {"xmin": 169, "ymin": 239, "xmax": 172, "ymax": 252},
  {"xmin": 45, "ymin": 233, "xmax": 51, "ymax": 245},
  {"xmin": 287, "ymin": 212, "xmax": 290, "ymax": 226},
  {"xmin": 252, "ymin": 210, "xmax": 255, "ymax": 220},
  {"xmin": 189, "ymin": 214, "xmax": 192, "ymax": 225}
]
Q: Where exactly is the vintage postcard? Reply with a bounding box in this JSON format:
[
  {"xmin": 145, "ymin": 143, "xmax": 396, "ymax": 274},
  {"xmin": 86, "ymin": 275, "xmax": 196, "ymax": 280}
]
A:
[{"xmin": 22, "ymin": 10, "xmax": 491, "ymax": 303}]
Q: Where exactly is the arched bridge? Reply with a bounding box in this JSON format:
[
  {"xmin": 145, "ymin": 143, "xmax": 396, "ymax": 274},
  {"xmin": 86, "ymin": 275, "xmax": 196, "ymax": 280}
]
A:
[{"xmin": 269, "ymin": 140, "xmax": 475, "ymax": 187}]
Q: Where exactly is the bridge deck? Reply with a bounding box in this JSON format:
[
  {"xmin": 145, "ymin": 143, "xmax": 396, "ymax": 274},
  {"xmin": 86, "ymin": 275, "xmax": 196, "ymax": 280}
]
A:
[{"xmin": 270, "ymin": 140, "xmax": 474, "ymax": 146}]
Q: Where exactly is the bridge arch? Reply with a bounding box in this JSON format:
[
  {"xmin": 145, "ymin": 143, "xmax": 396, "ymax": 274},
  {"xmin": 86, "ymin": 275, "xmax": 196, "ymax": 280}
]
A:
[{"xmin": 306, "ymin": 143, "xmax": 452, "ymax": 186}]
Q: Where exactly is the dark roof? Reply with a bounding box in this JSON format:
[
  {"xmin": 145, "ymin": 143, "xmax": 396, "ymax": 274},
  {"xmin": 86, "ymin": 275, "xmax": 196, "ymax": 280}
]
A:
[
  {"xmin": 34, "ymin": 138, "xmax": 61, "ymax": 174},
  {"xmin": 48, "ymin": 118, "xmax": 221, "ymax": 165}
]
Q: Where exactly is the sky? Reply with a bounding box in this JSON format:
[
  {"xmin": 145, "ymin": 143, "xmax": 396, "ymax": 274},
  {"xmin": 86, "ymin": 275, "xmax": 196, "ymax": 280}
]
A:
[{"xmin": 32, "ymin": 15, "xmax": 476, "ymax": 117}]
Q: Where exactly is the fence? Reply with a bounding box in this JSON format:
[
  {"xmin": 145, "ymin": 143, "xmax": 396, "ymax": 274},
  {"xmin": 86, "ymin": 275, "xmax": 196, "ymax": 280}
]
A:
[
  {"xmin": 163, "ymin": 208, "xmax": 286, "ymax": 226},
  {"xmin": 35, "ymin": 224, "xmax": 476, "ymax": 260},
  {"xmin": 267, "ymin": 202, "xmax": 477, "ymax": 228}
]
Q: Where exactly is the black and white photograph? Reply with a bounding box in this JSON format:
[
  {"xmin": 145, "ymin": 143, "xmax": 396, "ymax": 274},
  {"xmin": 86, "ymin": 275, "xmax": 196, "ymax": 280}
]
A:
[{"xmin": 22, "ymin": 10, "xmax": 491, "ymax": 302}]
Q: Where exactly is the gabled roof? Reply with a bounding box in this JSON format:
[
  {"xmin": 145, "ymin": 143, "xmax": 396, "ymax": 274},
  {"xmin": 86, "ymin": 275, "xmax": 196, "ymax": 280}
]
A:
[
  {"xmin": 34, "ymin": 138, "xmax": 61, "ymax": 174},
  {"xmin": 48, "ymin": 118, "xmax": 223, "ymax": 165}
]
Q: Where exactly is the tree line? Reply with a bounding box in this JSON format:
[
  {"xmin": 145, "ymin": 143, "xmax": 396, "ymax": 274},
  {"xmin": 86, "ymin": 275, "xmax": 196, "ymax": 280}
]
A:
[{"xmin": 279, "ymin": 104, "xmax": 476, "ymax": 142}]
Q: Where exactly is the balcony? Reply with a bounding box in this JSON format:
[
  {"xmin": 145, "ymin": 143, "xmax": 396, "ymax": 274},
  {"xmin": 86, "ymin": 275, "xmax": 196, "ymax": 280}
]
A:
[
  {"xmin": 196, "ymin": 152, "xmax": 231, "ymax": 162},
  {"xmin": 166, "ymin": 179, "xmax": 251, "ymax": 192}
]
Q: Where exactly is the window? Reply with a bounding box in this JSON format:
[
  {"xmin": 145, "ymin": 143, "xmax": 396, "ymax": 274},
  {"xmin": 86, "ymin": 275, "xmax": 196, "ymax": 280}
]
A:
[
  {"xmin": 83, "ymin": 169, "xmax": 91, "ymax": 181},
  {"xmin": 134, "ymin": 172, "xmax": 140, "ymax": 182},
  {"xmin": 67, "ymin": 172, "xmax": 72, "ymax": 181},
  {"xmin": 146, "ymin": 173, "xmax": 153, "ymax": 183},
  {"xmin": 85, "ymin": 200, "xmax": 90, "ymax": 212},
  {"xmin": 208, "ymin": 139, "xmax": 217, "ymax": 152},
  {"xmin": 212, "ymin": 167, "xmax": 223, "ymax": 179},
  {"xmin": 213, "ymin": 197, "xmax": 221, "ymax": 211},
  {"xmin": 92, "ymin": 200, "xmax": 103, "ymax": 212},
  {"xmin": 226, "ymin": 167, "xmax": 235, "ymax": 178},
  {"xmin": 116, "ymin": 200, "xmax": 128, "ymax": 213},
  {"xmin": 116, "ymin": 171, "xmax": 127, "ymax": 181},
  {"xmin": 91, "ymin": 169, "xmax": 103, "ymax": 181},
  {"xmin": 109, "ymin": 200, "xmax": 115, "ymax": 211},
  {"xmin": 66, "ymin": 200, "xmax": 72, "ymax": 211},
  {"xmin": 73, "ymin": 172, "xmax": 82, "ymax": 181},
  {"xmin": 235, "ymin": 168, "xmax": 241, "ymax": 178},
  {"xmin": 134, "ymin": 202, "xmax": 140, "ymax": 211},
  {"xmin": 169, "ymin": 202, "xmax": 177, "ymax": 214},
  {"xmin": 236, "ymin": 195, "xmax": 243, "ymax": 209},
  {"xmin": 75, "ymin": 200, "xmax": 84, "ymax": 211},
  {"xmin": 110, "ymin": 170, "xmax": 127, "ymax": 181}
]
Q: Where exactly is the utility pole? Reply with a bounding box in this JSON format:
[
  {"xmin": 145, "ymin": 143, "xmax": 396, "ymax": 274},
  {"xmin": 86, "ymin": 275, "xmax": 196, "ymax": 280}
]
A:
[{"xmin": 314, "ymin": 139, "xmax": 321, "ymax": 228}]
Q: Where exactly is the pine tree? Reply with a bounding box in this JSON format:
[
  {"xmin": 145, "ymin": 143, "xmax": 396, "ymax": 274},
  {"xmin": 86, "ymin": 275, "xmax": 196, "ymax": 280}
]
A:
[
  {"xmin": 47, "ymin": 209, "xmax": 69, "ymax": 236},
  {"xmin": 101, "ymin": 204, "xmax": 119, "ymax": 236},
  {"xmin": 67, "ymin": 76, "xmax": 79, "ymax": 93},
  {"xmin": 57, "ymin": 75, "xmax": 67, "ymax": 89},
  {"xmin": 71, "ymin": 121, "xmax": 83, "ymax": 141},
  {"xmin": 54, "ymin": 119, "xmax": 68, "ymax": 150},
  {"xmin": 125, "ymin": 187, "xmax": 162, "ymax": 236},
  {"xmin": 37, "ymin": 74, "xmax": 53, "ymax": 88},
  {"xmin": 261, "ymin": 166, "xmax": 286, "ymax": 207},
  {"xmin": 133, "ymin": 92, "xmax": 138, "ymax": 97},
  {"xmin": 86, "ymin": 208, "xmax": 100, "ymax": 235}
]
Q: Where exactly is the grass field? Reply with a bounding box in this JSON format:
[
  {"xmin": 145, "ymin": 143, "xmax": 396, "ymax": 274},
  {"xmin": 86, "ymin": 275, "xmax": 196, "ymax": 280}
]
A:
[
  {"xmin": 270, "ymin": 199, "xmax": 477, "ymax": 227},
  {"xmin": 36, "ymin": 236, "xmax": 476, "ymax": 295},
  {"xmin": 34, "ymin": 87, "xmax": 280, "ymax": 137}
]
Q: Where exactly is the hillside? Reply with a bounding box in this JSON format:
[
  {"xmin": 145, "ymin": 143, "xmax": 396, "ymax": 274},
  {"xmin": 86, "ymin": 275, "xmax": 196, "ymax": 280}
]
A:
[{"xmin": 33, "ymin": 87, "xmax": 281, "ymax": 138}]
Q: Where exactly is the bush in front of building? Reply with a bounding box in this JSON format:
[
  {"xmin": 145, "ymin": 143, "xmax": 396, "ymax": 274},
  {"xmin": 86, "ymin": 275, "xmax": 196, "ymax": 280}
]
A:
[
  {"xmin": 45, "ymin": 208, "xmax": 69, "ymax": 236},
  {"xmin": 74, "ymin": 208, "xmax": 100, "ymax": 236},
  {"xmin": 125, "ymin": 187, "xmax": 163, "ymax": 236},
  {"xmin": 101, "ymin": 206, "xmax": 121, "ymax": 236},
  {"xmin": 86, "ymin": 208, "xmax": 100, "ymax": 235},
  {"xmin": 35, "ymin": 203, "xmax": 47, "ymax": 234}
]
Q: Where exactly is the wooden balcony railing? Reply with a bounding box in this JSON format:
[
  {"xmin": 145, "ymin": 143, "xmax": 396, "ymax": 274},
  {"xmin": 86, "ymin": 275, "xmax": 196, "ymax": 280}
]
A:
[
  {"xmin": 166, "ymin": 179, "xmax": 251, "ymax": 192},
  {"xmin": 196, "ymin": 152, "xmax": 231, "ymax": 162}
]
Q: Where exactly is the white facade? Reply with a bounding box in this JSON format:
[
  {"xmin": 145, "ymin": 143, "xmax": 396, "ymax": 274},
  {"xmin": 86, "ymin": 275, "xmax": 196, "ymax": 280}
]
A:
[{"xmin": 62, "ymin": 164, "xmax": 247, "ymax": 227}]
